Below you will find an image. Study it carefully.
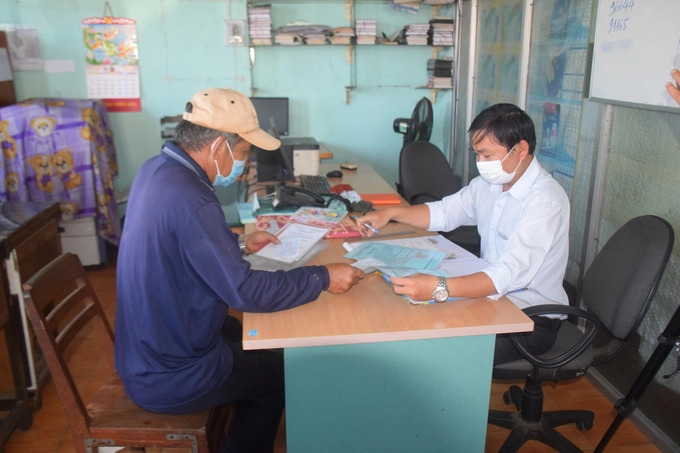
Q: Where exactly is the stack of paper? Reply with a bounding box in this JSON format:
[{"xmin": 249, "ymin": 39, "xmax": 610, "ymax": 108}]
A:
[
  {"xmin": 429, "ymin": 17, "xmax": 454, "ymax": 46},
  {"xmin": 405, "ymin": 23, "xmax": 429, "ymax": 45},
  {"xmin": 426, "ymin": 58, "xmax": 453, "ymax": 88},
  {"xmin": 330, "ymin": 27, "xmax": 355, "ymax": 45},
  {"xmin": 344, "ymin": 235, "xmax": 489, "ymax": 304},
  {"xmin": 276, "ymin": 24, "xmax": 332, "ymax": 45},
  {"xmin": 355, "ymin": 19, "xmax": 377, "ymax": 45},
  {"xmin": 274, "ymin": 32, "xmax": 302, "ymax": 45},
  {"xmin": 248, "ymin": 4, "xmax": 273, "ymax": 46},
  {"xmin": 305, "ymin": 34, "xmax": 329, "ymax": 45}
]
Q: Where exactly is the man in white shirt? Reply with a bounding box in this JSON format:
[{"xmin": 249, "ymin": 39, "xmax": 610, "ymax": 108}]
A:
[{"xmin": 357, "ymin": 103, "xmax": 570, "ymax": 364}]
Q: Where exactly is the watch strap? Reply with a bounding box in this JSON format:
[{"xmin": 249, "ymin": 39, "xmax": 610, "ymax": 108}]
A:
[{"xmin": 238, "ymin": 234, "xmax": 247, "ymax": 255}]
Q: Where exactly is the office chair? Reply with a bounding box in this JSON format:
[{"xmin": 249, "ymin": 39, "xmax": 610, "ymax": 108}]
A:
[
  {"xmin": 396, "ymin": 140, "xmax": 481, "ymax": 255},
  {"xmin": 488, "ymin": 215, "xmax": 674, "ymax": 453},
  {"xmin": 22, "ymin": 253, "xmax": 233, "ymax": 453}
]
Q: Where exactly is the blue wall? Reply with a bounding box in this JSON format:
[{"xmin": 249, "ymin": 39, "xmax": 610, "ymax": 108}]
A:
[{"xmin": 1, "ymin": 0, "xmax": 455, "ymax": 222}]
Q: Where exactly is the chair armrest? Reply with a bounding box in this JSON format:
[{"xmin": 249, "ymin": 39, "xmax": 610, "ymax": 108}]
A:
[
  {"xmin": 510, "ymin": 304, "xmax": 600, "ymax": 369},
  {"xmin": 409, "ymin": 192, "xmax": 440, "ymax": 205}
]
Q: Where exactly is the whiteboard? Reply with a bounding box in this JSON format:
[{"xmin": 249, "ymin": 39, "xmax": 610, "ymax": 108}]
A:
[{"xmin": 590, "ymin": 0, "xmax": 680, "ymax": 111}]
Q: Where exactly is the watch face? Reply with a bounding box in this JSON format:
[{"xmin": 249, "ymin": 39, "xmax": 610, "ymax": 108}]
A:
[
  {"xmin": 433, "ymin": 287, "xmax": 448, "ymax": 302},
  {"xmin": 433, "ymin": 277, "xmax": 449, "ymax": 302}
]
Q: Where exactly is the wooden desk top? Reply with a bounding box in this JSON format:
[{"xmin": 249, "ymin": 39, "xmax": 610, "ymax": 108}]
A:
[
  {"xmin": 245, "ymin": 161, "xmax": 399, "ymax": 199},
  {"xmin": 243, "ymin": 240, "xmax": 533, "ymax": 350},
  {"xmin": 319, "ymin": 161, "xmax": 397, "ymax": 194},
  {"xmin": 242, "ymin": 163, "xmax": 532, "ymax": 350}
]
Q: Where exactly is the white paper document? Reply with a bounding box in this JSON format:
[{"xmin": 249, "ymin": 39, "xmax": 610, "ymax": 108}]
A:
[
  {"xmin": 344, "ymin": 234, "xmax": 489, "ymax": 279},
  {"xmin": 344, "ymin": 234, "xmax": 491, "ymax": 305},
  {"xmin": 344, "ymin": 241, "xmax": 445, "ymax": 271},
  {"xmin": 255, "ymin": 222, "xmax": 329, "ymax": 263}
]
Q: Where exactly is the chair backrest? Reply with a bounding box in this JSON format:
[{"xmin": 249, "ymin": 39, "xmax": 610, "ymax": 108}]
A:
[
  {"xmin": 22, "ymin": 252, "xmax": 231, "ymax": 453},
  {"xmin": 582, "ymin": 215, "xmax": 674, "ymax": 361},
  {"xmin": 397, "ymin": 141, "xmax": 461, "ymax": 205},
  {"xmin": 22, "ymin": 252, "xmax": 113, "ymax": 438}
]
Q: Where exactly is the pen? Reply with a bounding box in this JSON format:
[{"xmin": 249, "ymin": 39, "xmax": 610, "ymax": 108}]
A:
[{"xmin": 350, "ymin": 215, "xmax": 380, "ymax": 235}]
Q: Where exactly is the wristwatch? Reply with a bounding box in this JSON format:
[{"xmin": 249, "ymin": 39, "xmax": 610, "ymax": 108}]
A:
[
  {"xmin": 432, "ymin": 276, "xmax": 450, "ymax": 303},
  {"xmin": 238, "ymin": 235, "xmax": 247, "ymax": 255}
]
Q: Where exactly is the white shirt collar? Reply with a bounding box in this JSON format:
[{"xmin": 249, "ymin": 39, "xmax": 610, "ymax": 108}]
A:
[{"xmin": 506, "ymin": 156, "xmax": 541, "ymax": 200}]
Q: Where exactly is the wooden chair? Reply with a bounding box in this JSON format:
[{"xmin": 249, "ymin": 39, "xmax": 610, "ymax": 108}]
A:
[
  {"xmin": 21, "ymin": 252, "xmax": 232, "ymax": 453},
  {"xmin": 0, "ymin": 252, "xmax": 33, "ymax": 450}
]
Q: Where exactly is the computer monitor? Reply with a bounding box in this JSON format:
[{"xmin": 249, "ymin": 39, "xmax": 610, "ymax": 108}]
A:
[
  {"xmin": 250, "ymin": 97, "xmax": 289, "ymax": 137},
  {"xmin": 255, "ymin": 119, "xmax": 295, "ymax": 183}
]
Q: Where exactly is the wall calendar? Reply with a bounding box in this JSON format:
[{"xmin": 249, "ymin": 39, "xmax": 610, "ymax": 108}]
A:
[{"xmin": 82, "ymin": 3, "xmax": 140, "ymax": 112}]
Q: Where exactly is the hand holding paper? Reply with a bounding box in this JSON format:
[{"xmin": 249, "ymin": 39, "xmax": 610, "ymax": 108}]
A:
[
  {"xmin": 325, "ymin": 263, "xmax": 365, "ymax": 294},
  {"xmin": 255, "ymin": 223, "xmax": 329, "ymax": 263},
  {"xmin": 244, "ymin": 230, "xmax": 280, "ymax": 254},
  {"xmin": 389, "ymin": 273, "xmax": 441, "ymax": 304}
]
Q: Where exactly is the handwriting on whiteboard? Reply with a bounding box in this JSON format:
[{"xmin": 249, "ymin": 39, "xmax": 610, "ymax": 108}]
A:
[{"xmin": 608, "ymin": 0, "xmax": 635, "ymax": 33}]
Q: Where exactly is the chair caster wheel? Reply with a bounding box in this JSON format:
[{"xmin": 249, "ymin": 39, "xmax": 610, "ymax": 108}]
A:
[{"xmin": 503, "ymin": 391, "xmax": 512, "ymax": 404}]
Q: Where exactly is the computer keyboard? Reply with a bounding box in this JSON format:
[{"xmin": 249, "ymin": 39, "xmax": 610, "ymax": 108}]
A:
[{"xmin": 299, "ymin": 175, "xmax": 331, "ymax": 194}]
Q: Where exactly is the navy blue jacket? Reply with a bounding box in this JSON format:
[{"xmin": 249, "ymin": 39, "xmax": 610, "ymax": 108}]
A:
[{"xmin": 114, "ymin": 142, "xmax": 329, "ymax": 411}]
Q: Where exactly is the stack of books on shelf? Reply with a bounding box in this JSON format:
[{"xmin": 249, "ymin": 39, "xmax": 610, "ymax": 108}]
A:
[
  {"xmin": 277, "ymin": 24, "xmax": 332, "ymax": 45},
  {"xmin": 405, "ymin": 23, "xmax": 430, "ymax": 45},
  {"xmin": 330, "ymin": 27, "xmax": 355, "ymax": 45},
  {"xmin": 429, "ymin": 17, "xmax": 454, "ymax": 46},
  {"xmin": 355, "ymin": 19, "xmax": 377, "ymax": 45},
  {"xmin": 274, "ymin": 31, "xmax": 302, "ymax": 45},
  {"xmin": 247, "ymin": 4, "xmax": 273, "ymax": 46},
  {"xmin": 304, "ymin": 33, "xmax": 329, "ymax": 45},
  {"xmin": 426, "ymin": 58, "xmax": 453, "ymax": 88}
]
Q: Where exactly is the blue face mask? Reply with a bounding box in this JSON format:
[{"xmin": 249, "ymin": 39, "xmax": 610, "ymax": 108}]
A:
[{"xmin": 213, "ymin": 140, "xmax": 246, "ymax": 187}]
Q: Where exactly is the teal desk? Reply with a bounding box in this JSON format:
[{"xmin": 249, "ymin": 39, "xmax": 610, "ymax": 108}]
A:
[
  {"xmin": 243, "ymin": 247, "xmax": 532, "ymax": 452},
  {"xmin": 243, "ymin": 163, "xmax": 533, "ymax": 451}
]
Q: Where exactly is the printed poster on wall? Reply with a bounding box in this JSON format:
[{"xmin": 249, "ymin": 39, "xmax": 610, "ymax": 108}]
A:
[{"xmin": 82, "ymin": 14, "xmax": 140, "ymax": 112}]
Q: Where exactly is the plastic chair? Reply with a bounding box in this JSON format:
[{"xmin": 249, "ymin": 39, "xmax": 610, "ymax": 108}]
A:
[
  {"xmin": 488, "ymin": 215, "xmax": 675, "ymax": 453},
  {"xmin": 21, "ymin": 253, "xmax": 233, "ymax": 453}
]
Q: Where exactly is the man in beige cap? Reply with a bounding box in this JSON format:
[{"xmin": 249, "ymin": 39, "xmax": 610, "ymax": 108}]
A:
[{"xmin": 115, "ymin": 88, "xmax": 364, "ymax": 453}]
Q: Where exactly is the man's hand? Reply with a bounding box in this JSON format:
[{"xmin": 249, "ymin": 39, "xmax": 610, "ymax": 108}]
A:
[
  {"xmin": 667, "ymin": 69, "xmax": 680, "ymax": 105},
  {"xmin": 244, "ymin": 230, "xmax": 280, "ymax": 254},
  {"xmin": 325, "ymin": 263, "xmax": 364, "ymax": 294},
  {"xmin": 356, "ymin": 209, "xmax": 392, "ymax": 236},
  {"xmin": 390, "ymin": 274, "xmax": 439, "ymax": 302}
]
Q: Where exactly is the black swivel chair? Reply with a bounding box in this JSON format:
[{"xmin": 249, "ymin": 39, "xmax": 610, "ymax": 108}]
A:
[
  {"xmin": 396, "ymin": 140, "xmax": 481, "ymax": 255},
  {"xmin": 488, "ymin": 215, "xmax": 674, "ymax": 453}
]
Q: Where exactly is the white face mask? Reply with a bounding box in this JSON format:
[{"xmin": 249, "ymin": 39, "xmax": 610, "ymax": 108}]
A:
[{"xmin": 476, "ymin": 144, "xmax": 521, "ymax": 185}]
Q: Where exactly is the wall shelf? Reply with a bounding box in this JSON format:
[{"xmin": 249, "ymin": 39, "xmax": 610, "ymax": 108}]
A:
[{"xmin": 247, "ymin": 0, "xmax": 457, "ymax": 104}]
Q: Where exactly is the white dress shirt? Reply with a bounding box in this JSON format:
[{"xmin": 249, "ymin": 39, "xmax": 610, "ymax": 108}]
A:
[{"xmin": 426, "ymin": 157, "xmax": 570, "ymax": 310}]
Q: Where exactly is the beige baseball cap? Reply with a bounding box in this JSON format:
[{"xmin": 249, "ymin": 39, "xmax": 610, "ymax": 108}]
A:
[{"xmin": 182, "ymin": 88, "xmax": 281, "ymax": 150}]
